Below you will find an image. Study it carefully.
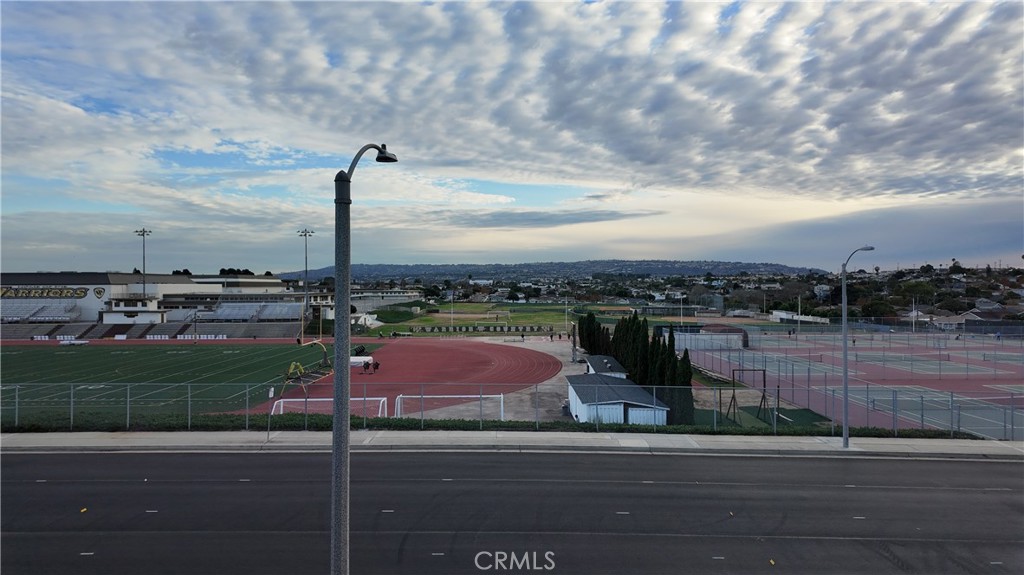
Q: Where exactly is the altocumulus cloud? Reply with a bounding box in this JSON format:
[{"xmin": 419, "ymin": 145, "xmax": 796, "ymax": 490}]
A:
[{"xmin": 0, "ymin": 1, "xmax": 1020, "ymax": 273}]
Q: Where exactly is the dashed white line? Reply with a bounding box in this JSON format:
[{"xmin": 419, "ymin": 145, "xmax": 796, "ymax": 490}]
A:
[
  {"xmin": 712, "ymin": 556, "xmax": 725, "ymax": 560},
  {"xmin": 145, "ymin": 510, "xmax": 158, "ymax": 513},
  {"xmin": 615, "ymin": 511, "xmax": 630, "ymax": 515},
  {"xmin": 80, "ymin": 552, "xmax": 94, "ymax": 556},
  {"xmin": 238, "ymin": 479, "xmax": 251, "ymax": 482},
  {"xmin": 381, "ymin": 509, "xmax": 395, "ymax": 513},
  {"xmin": 853, "ymin": 516, "xmax": 866, "ymax": 520},
  {"xmin": 431, "ymin": 552, "xmax": 445, "ymax": 556}
]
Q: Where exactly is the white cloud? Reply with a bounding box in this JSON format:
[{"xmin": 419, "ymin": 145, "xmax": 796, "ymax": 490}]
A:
[{"xmin": 1, "ymin": 1, "xmax": 1021, "ymax": 274}]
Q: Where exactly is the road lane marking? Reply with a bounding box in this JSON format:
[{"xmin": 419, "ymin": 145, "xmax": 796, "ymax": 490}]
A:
[
  {"xmin": 80, "ymin": 552, "xmax": 94, "ymax": 556},
  {"xmin": 146, "ymin": 510, "xmax": 158, "ymax": 513},
  {"xmin": 616, "ymin": 511, "xmax": 630, "ymax": 515},
  {"xmin": 431, "ymin": 552, "xmax": 445, "ymax": 556},
  {"xmin": 381, "ymin": 509, "xmax": 395, "ymax": 513}
]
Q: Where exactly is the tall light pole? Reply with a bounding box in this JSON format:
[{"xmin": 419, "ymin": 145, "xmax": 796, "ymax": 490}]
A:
[
  {"xmin": 331, "ymin": 143, "xmax": 397, "ymax": 575},
  {"xmin": 298, "ymin": 228, "xmax": 314, "ymax": 343},
  {"xmin": 134, "ymin": 228, "xmax": 152, "ymax": 298},
  {"xmin": 842, "ymin": 244, "xmax": 875, "ymax": 448}
]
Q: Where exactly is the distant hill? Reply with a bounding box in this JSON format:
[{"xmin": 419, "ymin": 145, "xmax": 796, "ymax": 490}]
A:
[{"xmin": 279, "ymin": 260, "xmax": 827, "ymax": 282}]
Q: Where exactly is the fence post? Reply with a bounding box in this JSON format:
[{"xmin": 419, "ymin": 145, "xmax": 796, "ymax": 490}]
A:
[
  {"xmin": 594, "ymin": 386, "xmax": 599, "ymax": 432},
  {"xmin": 126, "ymin": 384, "xmax": 131, "ymax": 431},
  {"xmin": 830, "ymin": 389, "xmax": 836, "ymax": 436},
  {"xmin": 865, "ymin": 382, "xmax": 870, "ymax": 426},
  {"xmin": 304, "ymin": 392, "xmax": 309, "ymax": 432},
  {"xmin": 245, "ymin": 384, "xmax": 250, "ymax": 431},
  {"xmin": 479, "ymin": 384, "xmax": 484, "ymax": 431},
  {"xmin": 266, "ymin": 386, "xmax": 273, "ymax": 441},
  {"xmin": 69, "ymin": 384, "xmax": 74, "ymax": 431},
  {"xmin": 651, "ymin": 386, "xmax": 657, "ymax": 431},
  {"xmin": 713, "ymin": 386, "xmax": 718, "ymax": 432},
  {"xmin": 1011, "ymin": 392, "xmax": 1017, "ymax": 441},
  {"xmin": 949, "ymin": 391, "xmax": 955, "ymax": 438},
  {"xmin": 920, "ymin": 394, "xmax": 925, "ymax": 429},
  {"xmin": 420, "ymin": 383, "xmax": 425, "ymax": 431},
  {"xmin": 535, "ymin": 384, "xmax": 540, "ymax": 431},
  {"xmin": 15, "ymin": 385, "xmax": 19, "ymax": 429},
  {"xmin": 187, "ymin": 384, "xmax": 192, "ymax": 431},
  {"xmin": 773, "ymin": 384, "xmax": 779, "ymax": 435},
  {"xmin": 806, "ymin": 365, "xmax": 810, "ymax": 409},
  {"xmin": 892, "ymin": 389, "xmax": 898, "ymax": 437},
  {"xmin": 822, "ymin": 373, "xmax": 828, "ymax": 418}
]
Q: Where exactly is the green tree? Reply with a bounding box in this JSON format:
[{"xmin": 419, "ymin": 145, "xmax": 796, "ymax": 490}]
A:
[
  {"xmin": 936, "ymin": 298, "xmax": 970, "ymax": 313},
  {"xmin": 860, "ymin": 300, "xmax": 897, "ymax": 318}
]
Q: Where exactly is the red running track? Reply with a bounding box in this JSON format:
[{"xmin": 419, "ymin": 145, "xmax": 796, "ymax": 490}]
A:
[{"xmin": 280, "ymin": 338, "xmax": 563, "ymax": 417}]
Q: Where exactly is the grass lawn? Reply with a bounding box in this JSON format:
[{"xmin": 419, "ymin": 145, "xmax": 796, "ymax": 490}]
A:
[{"xmin": 0, "ymin": 342, "xmax": 340, "ymax": 429}]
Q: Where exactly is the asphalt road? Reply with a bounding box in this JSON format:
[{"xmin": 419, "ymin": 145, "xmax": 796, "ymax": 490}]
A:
[{"xmin": 2, "ymin": 452, "xmax": 1022, "ymax": 575}]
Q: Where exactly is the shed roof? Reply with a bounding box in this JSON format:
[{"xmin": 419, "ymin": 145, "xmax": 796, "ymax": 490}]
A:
[
  {"xmin": 566, "ymin": 373, "xmax": 668, "ymax": 409},
  {"xmin": 586, "ymin": 355, "xmax": 627, "ymax": 375}
]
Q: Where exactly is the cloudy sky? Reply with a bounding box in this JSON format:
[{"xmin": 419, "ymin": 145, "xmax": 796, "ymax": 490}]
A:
[{"xmin": 2, "ymin": 0, "xmax": 1022, "ymax": 277}]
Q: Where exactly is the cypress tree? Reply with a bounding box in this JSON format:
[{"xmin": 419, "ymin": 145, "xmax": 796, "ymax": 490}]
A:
[{"xmin": 677, "ymin": 349, "xmax": 695, "ymax": 425}]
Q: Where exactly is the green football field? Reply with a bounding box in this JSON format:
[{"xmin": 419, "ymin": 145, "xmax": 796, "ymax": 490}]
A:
[{"xmin": 0, "ymin": 343, "xmax": 334, "ymax": 426}]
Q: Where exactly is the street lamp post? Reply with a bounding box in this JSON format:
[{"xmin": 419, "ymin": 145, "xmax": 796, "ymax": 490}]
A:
[
  {"xmin": 134, "ymin": 228, "xmax": 152, "ymax": 297},
  {"xmin": 331, "ymin": 143, "xmax": 397, "ymax": 575},
  {"xmin": 842, "ymin": 245, "xmax": 875, "ymax": 448},
  {"xmin": 298, "ymin": 229, "xmax": 314, "ymax": 343}
]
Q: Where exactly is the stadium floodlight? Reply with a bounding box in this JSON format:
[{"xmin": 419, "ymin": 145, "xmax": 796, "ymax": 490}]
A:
[
  {"xmin": 331, "ymin": 143, "xmax": 397, "ymax": 575},
  {"xmin": 298, "ymin": 228, "xmax": 315, "ymax": 343},
  {"xmin": 134, "ymin": 228, "xmax": 152, "ymax": 298},
  {"xmin": 842, "ymin": 245, "xmax": 875, "ymax": 449}
]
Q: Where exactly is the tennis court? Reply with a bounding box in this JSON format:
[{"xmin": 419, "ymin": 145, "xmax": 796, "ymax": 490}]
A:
[{"xmin": 689, "ymin": 330, "xmax": 1024, "ymax": 440}]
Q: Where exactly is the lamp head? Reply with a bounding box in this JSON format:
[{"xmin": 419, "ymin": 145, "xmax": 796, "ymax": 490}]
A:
[
  {"xmin": 861, "ymin": 245, "xmax": 875, "ymax": 252},
  {"xmin": 375, "ymin": 144, "xmax": 398, "ymax": 163}
]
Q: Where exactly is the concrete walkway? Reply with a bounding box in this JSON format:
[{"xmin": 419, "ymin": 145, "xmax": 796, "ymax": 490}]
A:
[{"xmin": 3, "ymin": 431, "xmax": 1022, "ymax": 460}]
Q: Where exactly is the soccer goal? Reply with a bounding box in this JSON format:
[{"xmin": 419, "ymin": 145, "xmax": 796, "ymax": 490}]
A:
[
  {"xmin": 271, "ymin": 397, "xmax": 387, "ymax": 417},
  {"xmin": 394, "ymin": 394, "xmax": 505, "ymax": 420}
]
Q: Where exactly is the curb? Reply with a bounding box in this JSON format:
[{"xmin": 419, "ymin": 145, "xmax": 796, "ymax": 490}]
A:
[{"xmin": 3, "ymin": 442, "xmax": 1021, "ymax": 461}]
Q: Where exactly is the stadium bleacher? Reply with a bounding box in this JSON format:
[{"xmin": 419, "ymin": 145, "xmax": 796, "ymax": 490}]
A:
[
  {"xmin": 257, "ymin": 302, "xmax": 304, "ymax": 321},
  {"xmin": 209, "ymin": 303, "xmax": 262, "ymax": 321}
]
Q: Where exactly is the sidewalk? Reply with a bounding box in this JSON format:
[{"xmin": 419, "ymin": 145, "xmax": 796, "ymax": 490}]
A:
[{"xmin": 3, "ymin": 431, "xmax": 1022, "ymax": 460}]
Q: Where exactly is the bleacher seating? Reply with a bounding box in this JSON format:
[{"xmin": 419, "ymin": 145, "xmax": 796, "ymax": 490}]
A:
[
  {"xmin": 1, "ymin": 302, "xmax": 43, "ymax": 322},
  {"xmin": 208, "ymin": 303, "xmax": 262, "ymax": 321},
  {"xmin": 31, "ymin": 304, "xmax": 79, "ymax": 322},
  {"xmin": 257, "ymin": 303, "xmax": 304, "ymax": 321}
]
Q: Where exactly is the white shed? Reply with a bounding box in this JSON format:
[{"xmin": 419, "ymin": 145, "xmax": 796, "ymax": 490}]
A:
[{"xmin": 566, "ymin": 373, "xmax": 669, "ymax": 425}]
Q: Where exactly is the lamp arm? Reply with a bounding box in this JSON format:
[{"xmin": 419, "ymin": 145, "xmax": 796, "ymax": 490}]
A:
[{"xmin": 343, "ymin": 144, "xmax": 384, "ymax": 182}]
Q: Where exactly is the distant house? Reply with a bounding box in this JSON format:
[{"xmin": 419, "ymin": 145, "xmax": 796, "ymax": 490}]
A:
[{"xmin": 566, "ymin": 373, "xmax": 668, "ymax": 425}]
